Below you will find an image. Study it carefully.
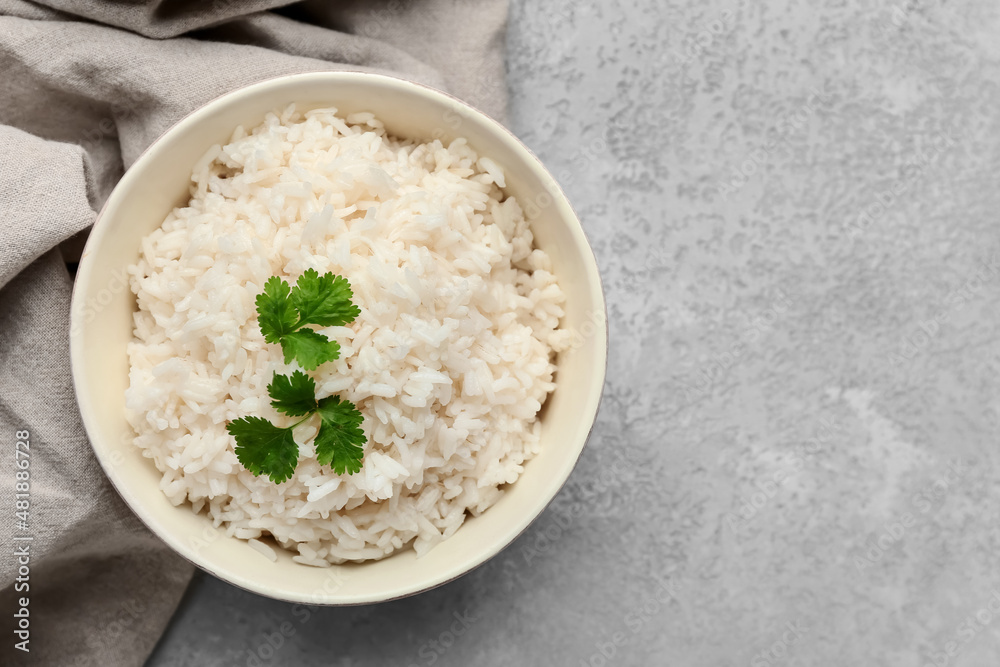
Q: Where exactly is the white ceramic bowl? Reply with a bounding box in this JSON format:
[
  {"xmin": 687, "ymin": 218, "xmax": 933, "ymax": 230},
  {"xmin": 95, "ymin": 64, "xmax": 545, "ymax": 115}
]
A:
[{"xmin": 70, "ymin": 72, "xmax": 607, "ymax": 604}]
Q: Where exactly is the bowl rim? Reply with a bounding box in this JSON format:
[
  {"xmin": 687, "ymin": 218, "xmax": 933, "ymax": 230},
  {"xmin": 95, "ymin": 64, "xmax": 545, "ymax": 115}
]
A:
[{"xmin": 70, "ymin": 70, "xmax": 608, "ymax": 605}]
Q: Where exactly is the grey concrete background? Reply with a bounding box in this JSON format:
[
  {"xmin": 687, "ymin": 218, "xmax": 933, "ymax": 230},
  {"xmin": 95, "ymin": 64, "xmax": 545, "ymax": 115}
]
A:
[{"xmin": 147, "ymin": 0, "xmax": 1000, "ymax": 665}]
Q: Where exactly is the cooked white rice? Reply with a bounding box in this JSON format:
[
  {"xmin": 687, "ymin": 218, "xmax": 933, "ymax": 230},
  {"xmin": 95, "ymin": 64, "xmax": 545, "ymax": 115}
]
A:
[{"xmin": 125, "ymin": 105, "xmax": 569, "ymax": 565}]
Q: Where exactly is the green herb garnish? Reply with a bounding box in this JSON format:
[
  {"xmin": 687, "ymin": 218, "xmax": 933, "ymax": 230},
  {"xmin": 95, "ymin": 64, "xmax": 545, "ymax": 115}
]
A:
[
  {"xmin": 228, "ymin": 371, "xmax": 366, "ymax": 483},
  {"xmin": 267, "ymin": 368, "xmax": 321, "ymax": 416},
  {"xmin": 256, "ymin": 269, "xmax": 361, "ymax": 370},
  {"xmin": 227, "ymin": 415, "xmax": 300, "ymax": 484},
  {"xmin": 314, "ymin": 395, "xmax": 366, "ymax": 475},
  {"xmin": 226, "ymin": 272, "xmax": 367, "ymax": 483}
]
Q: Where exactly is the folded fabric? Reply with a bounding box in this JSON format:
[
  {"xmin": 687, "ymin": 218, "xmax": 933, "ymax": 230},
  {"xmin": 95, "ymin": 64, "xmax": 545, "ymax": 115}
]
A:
[{"xmin": 0, "ymin": 1, "xmax": 509, "ymax": 664}]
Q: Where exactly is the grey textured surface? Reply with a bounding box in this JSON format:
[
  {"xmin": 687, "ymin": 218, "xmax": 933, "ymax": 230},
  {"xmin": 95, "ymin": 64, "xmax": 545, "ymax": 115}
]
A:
[{"xmin": 147, "ymin": 1, "xmax": 1000, "ymax": 665}]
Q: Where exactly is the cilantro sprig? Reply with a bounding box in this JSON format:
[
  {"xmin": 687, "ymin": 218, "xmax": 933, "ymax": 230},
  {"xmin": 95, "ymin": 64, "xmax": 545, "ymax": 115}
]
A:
[
  {"xmin": 226, "ymin": 271, "xmax": 367, "ymax": 484},
  {"xmin": 256, "ymin": 269, "xmax": 361, "ymax": 370},
  {"xmin": 228, "ymin": 371, "xmax": 366, "ymax": 483}
]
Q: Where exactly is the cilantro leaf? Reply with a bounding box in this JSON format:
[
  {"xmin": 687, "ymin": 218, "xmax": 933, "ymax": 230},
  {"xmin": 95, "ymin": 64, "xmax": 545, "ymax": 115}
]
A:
[
  {"xmin": 315, "ymin": 396, "xmax": 366, "ymax": 475},
  {"xmin": 268, "ymin": 371, "xmax": 318, "ymax": 416},
  {"xmin": 279, "ymin": 329, "xmax": 340, "ymax": 370},
  {"xmin": 227, "ymin": 416, "xmax": 299, "ymax": 484},
  {"xmin": 291, "ymin": 269, "xmax": 361, "ymax": 327},
  {"xmin": 256, "ymin": 276, "xmax": 298, "ymax": 345}
]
